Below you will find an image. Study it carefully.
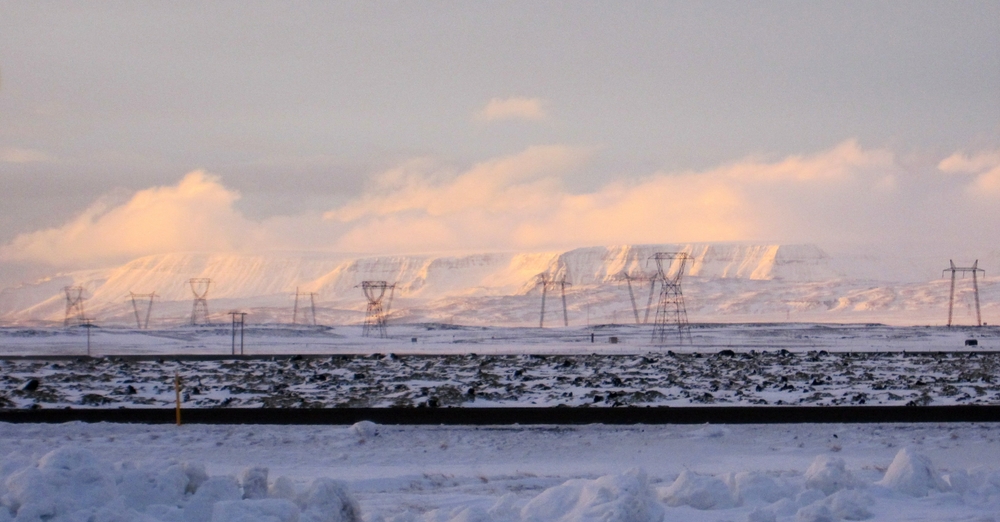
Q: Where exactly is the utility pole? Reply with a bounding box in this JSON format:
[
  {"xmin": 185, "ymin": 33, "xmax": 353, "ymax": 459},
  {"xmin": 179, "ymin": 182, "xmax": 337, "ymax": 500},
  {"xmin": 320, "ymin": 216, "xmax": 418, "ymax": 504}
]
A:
[
  {"xmin": 293, "ymin": 287, "xmax": 319, "ymax": 326},
  {"xmin": 535, "ymin": 273, "xmax": 571, "ymax": 327},
  {"xmin": 943, "ymin": 260, "xmax": 986, "ymax": 327},
  {"xmin": 228, "ymin": 311, "xmax": 247, "ymax": 355},
  {"xmin": 128, "ymin": 292, "xmax": 157, "ymax": 329}
]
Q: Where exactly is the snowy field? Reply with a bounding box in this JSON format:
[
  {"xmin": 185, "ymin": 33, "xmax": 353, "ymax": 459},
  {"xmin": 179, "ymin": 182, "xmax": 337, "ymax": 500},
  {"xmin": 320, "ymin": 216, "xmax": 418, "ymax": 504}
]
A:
[
  {"xmin": 1, "ymin": 323, "xmax": 998, "ymax": 357},
  {"xmin": 1, "ymin": 324, "xmax": 999, "ymax": 409},
  {"xmin": 2, "ymin": 420, "xmax": 1000, "ymax": 522}
]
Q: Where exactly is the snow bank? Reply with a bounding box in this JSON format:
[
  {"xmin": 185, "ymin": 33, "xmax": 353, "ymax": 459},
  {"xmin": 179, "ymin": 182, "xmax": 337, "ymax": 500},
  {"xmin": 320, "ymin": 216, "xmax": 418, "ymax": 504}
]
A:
[
  {"xmin": 657, "ymin": 470, "xmax": 735, "ymax": 510},
  {"xmin": 729, "ymin": 471, "xmax": 796, "ymax": 505},
  {"xmin": 0, "ymin": 448, "xmax": 361, "ymax": 522},
  {"xmin": 520, "ymin": 468, "xmax": 663, "ymax": 522},
  {"xmin": 875, "ymin": 447, "xmax": 947, "ymax": 497},
  {"xmin": 804, "ymin": 456, "xmax": 856, "ymax": 495}
]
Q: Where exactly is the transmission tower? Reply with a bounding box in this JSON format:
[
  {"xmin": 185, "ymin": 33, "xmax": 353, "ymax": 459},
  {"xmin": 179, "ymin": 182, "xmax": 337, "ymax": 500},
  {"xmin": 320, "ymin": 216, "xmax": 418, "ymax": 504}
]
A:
[
  {"xmin": 614, "ymin": 271, "xmax": 654, "ymax": 325},
  {"xmin": 360, "ymin": 281, "xmax": 395, "ymax": 338},
  {"xmin": 64, "ymin": 286, "xmax": 87, "ymax": 327},
  {"xmin": 189, "ymin": 278, "xmax": 213, "ymax": 325},
  {"xmin": 943, "ymin": 260, "xmax": 985, "ymax": 327},
  {"xmin": 651, "ymin": 252, "xmax": 692, "ymax": 345},
  {"xmin": 128, "ymin": 292, "xmax": 158, "ymax": 329},
  {"xmin": 535, "ymin": 273, "xmax": 571, "ymax": 328},
  {"xmin": 292, "ymin": 287, "xmax": 319, "ymax": 326}
]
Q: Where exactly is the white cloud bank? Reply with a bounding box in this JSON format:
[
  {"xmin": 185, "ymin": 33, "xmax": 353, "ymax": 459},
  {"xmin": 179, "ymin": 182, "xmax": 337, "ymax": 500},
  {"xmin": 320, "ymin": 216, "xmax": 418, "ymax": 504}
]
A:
[
  {"xmin": 2, "ymin": 141, "xmax": 999, "ymax": 269},
  {"xmin": 474, "ymin": 97, "xmax": 549, "ymax": 122}
]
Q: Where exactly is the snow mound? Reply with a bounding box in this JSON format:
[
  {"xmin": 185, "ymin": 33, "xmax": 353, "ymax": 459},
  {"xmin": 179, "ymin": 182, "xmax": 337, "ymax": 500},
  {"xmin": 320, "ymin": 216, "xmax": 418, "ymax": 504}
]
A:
[
  {"xmin": 875, "ymin": 447, "xmax": 947, "ymax": 497},
  {"xmin": 520, "ymin": 468, "xmax": 663, "ymax": 522},
  {"xmin": 119, "ymin": 461, "xmax": 190, "ymax": 511},
  {"xmin": 795, "ymin": 502, "xmax": 834, "ymax": 522},
  {"xmin": 351, "ymin": 421, "xmax": 380, "ymax": 441},
  {"xmin": 729, "ymin": 471, "xmax": 796, "ymax": 505},
  {"xmin": 804, "ymin": 456, "xmax": 856, "ymax": 495},
  {"xmin": 3, "ymin": 447, "xmax": 118, "ymax": 522},
  {"xmin": 826, "ymin": 489, "xmax": 874, "ymax": 520},
  {"xmin": 213, "ymin": 499, "xmax": 300, "ymax": 522},
  {"xmin": 0, "ymin": 447, "xmax": 362, "ymax": 522},
  {"xmin": 658, "ymin": 470, "xmax": 735, "ymax": 510},
  {"xmin": 296, "ymin": 477, "xmax": 362, "ymax": 522},
  {"xmin": 418, "ymin": 505, "xmax": 491, "ymax": 522},
  {"xmin": 241, "ymin": 467, "xmax": 269, "ymax": 500}
]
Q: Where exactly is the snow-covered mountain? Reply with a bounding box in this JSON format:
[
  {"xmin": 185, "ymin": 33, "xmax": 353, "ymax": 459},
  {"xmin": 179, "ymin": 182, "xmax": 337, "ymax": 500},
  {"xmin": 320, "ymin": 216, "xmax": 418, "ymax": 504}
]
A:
[{"xmin": 0, "ymin": 244, "xmax": 996, "ymax": 327}]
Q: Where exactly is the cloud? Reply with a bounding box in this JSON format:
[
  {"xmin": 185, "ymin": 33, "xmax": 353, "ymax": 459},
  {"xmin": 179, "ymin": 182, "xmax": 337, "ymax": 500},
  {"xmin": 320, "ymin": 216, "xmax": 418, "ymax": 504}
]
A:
[
  {"xmin": 0, "ymin": 171, "xmax": 251, "ymax": 267},
  {"xmin": 474, "ymin": 97, "xmax": 549, "ymax": 122},
  {"xmin": 325, "ymin": 139, "xmax": 905, "ymax": 251},
  {"xmin": 0, "ymin": 147, "xmax": 53, "ymax": 163},
  {"xmin": 938, "ymin": 150, "xmax": 1000, "ymax": 195},
  {"xmin": 3, "ymin": 141, "xmax": 1000, "ymax": 270}
]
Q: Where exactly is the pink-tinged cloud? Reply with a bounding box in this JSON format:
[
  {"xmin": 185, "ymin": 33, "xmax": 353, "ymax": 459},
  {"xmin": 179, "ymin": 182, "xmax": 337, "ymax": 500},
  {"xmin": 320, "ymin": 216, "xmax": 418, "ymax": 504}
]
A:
[
  {"xmin": 2, "ymin": 141, "xmax": 998, "ymax": 269},
  {"xmin": 474, "ymin": 97, "xmax": 549, "ymax": 122},
  {"xmin": 938, "ymin": 150, "xmax": 1000, "ymax": 195},
  {"xmin": 0, "ymin": 171, "xmax": 250, "ymax": 267}
]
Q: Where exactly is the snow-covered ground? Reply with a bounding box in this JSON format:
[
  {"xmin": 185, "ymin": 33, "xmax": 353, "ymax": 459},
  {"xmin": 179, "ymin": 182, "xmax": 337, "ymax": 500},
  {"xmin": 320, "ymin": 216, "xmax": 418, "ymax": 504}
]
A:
[
  {"xmin": 1, "ymin": 323, "xmax": 998, "ymax": 358},
  {"xmin": 1, "ymin": 323, "xmax": 998, "ymax": 409},
  {"xmin": 2, "ymin": 420, "xmax": 999, "ymax": 521}
]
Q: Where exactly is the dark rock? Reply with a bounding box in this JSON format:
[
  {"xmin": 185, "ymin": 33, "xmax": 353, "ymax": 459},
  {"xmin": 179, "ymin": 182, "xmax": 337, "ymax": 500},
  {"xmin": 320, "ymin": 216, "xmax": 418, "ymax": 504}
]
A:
[
  {"xmin": 21, "ymin": 379, "xmax": 40, "ymax": 392},
  {"xmin": 125, "ymin": 385, "xmax": 137, "ymax": 395}
]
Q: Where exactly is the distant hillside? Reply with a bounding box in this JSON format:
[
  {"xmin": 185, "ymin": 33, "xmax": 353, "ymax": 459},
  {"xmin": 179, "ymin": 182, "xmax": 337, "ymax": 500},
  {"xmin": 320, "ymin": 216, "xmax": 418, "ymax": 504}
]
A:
[{"xmin": 0, "ymin": 244, "xmax": 995, "ymax": 327}]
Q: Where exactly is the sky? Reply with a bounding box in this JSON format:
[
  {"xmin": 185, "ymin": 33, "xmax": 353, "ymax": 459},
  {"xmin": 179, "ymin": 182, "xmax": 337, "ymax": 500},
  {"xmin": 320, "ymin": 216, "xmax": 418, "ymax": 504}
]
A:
[{"xmin": 1, "ymin": 1, "xmax": 999, "ymax": 282}]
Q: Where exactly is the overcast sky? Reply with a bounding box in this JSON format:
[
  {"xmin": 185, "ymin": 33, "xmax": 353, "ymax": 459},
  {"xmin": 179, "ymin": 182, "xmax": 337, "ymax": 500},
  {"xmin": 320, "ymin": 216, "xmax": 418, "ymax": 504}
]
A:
[{"xmin": 1, "ymin": 2, "xmax": 998, "ymax": 279}]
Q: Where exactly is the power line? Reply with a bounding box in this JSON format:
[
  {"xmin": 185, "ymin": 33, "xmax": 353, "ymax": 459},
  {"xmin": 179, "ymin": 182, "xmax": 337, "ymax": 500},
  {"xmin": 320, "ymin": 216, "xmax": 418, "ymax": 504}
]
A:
[
  {"xmin": 127, "ymin": 292, "xmax": 158, "ymax": 329},
  {"xmin": 535, "ymin": 273, "xmax": 571, "ymax": 328},
  {"xmin": 63, "ymin": 286, "xmax": 87, "ymax": 327},
  {"xmin": 943, "ymin": 260, "xmax": 985, "ymax": 327},
  {"xmin": 189, "ymin": 278, "xmax": 213, "ymax": 325},
  {"xmin": 360, "ymin": 281, "xmax": 396, "ymax": 338},
  {"xmin": 292, "ymin": 287, "xmax": 319, "ymax": 326},
  {"xmin": 650, "ymin": 252, "xmax": 692, "ymax": 345}
]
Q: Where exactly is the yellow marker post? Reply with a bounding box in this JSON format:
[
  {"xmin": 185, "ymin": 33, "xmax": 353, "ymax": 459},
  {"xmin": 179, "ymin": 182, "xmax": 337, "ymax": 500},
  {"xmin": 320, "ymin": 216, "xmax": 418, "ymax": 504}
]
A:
[{"xmin": 174, "ymin": 373, "xmax": 182, "ymax": 426}]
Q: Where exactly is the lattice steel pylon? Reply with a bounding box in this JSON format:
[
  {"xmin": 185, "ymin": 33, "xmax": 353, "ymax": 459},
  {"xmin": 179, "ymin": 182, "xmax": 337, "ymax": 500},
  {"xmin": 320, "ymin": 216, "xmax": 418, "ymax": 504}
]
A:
[
  {"xmin": 292, "ymin": 287, "xmax": 318, "ymax": 326},
  {"xmin": 189, "ymin": 278, "xmax": 212, "ymax": 325},
  {"xmin": 614, "ymin": 271, "xmax": 653, "ymax": 324},
  {"xmin": 64, "ymin": 286, "xmax": 87, "ymax": 327},
  {"xmin": 535, "ymin": 273, "xmax": 571, "ymax": 328},
  {"xmin": 360, "ymin": 281, "xmax": 395, "ymax": 338},
  {"xmin": 651, "ymin": 252, "xmax": 692, "ymax": 345},
  {"xmin": 943, "ymin": 260, "xmax": 986, "ymax": 327},
  {"xmin": 128, "ymin": 292, "xmax": 158, "ymax": 329}
]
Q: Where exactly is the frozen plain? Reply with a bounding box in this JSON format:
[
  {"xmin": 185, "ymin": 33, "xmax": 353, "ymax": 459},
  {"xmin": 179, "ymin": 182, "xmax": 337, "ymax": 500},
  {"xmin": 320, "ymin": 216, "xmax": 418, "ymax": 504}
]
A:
[
  {"xmin": 2, "ymin": 420, "xmax": 1000, "ymax": 522},
  {"xmin": 2, "ymin": 323, "xmax": 1000, "ymax": 521},
  {"xmin": 2, "ymin": 323, "xmax": 1000, "ymax": 409}
]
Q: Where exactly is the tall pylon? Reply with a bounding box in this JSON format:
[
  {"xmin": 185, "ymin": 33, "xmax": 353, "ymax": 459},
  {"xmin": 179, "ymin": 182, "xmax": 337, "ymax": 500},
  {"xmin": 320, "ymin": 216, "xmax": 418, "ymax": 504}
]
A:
[
  {"xmin": 651, "ymin": 252, "xmax": 692, "ymax": 345},
  {"xmin": 64, "ymin": 286, "xmax": 87, "ymax": 327},
  {"xmin": 189, "ymin": 278, "xmax": 213, "ymax": 325},
  {"xmin": 360, "ymin": 281, "xmax": 395, "ymax": 338},
  {"xmin": 128, "ymin": 292, "xmax": 158, "ymax": 329},
  {"xmin": 292, "ymin": 287, "xmax": 318, "ymax": 326},
  {"xmin": 614, "ymin": 271, "xmax": 653, "ymax": 325},
  {"xmin": 535, "ymin": 273, "xmax": 571, "ymax": 328},
  {"xmin": 943, "ymin": 260, "xmax": 985, "ymax": 327}
]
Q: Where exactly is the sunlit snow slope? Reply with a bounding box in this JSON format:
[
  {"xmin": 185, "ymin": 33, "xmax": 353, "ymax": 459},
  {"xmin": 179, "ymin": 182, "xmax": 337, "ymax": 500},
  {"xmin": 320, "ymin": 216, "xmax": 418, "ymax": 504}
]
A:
[{"xmin": 0, "ymin": 244, "xmax": 997, "ymax": 327}]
